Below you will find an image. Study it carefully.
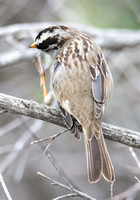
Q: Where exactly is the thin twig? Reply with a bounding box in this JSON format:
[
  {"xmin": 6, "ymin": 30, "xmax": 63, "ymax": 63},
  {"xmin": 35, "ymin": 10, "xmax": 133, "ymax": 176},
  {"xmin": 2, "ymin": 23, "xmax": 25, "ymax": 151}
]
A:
[
  {"xmin": 43, "ymin": 139, "xmax": 55, "ymax": 154},
  {"xmin": 5, "ymin": 35, "xmax": 26, "ymax": 52},
  {"xmin": 129, "ymin": 147, "xmax": 140, "ymax": 168},
  {"xmin": 0, "ymin": 117, "xmax": 29, "ymax": 137},
  {"xmin": 0, "ymin": 174, "xmax": 12, "ymax": 200},
  {"xmin": 31, "ymin": 129, "xmax": 68, "ymax": 144},
  {"xmin": 53, "ymin": 193, "xmax": 78, "ymax": 200},
  {"xmin": 13, "ymin": 148, "xmax": 30, "ymax": 183},
  {"xmin": 114, "ymin": 182, "xmax": 140, "ymax": 200},
  {"xmin": 110, "ymin": 182, "xmax": 114, "ymax": 200},
  {"xmin": 37, "ymin": 172, "xmax": 72, "ymax": 191},
  {"xmin": 0, "ymin": 49, "xmax": 37, "ymax": 68},
  {"xmin": 31, "ymin": 129, "xmax": 68, "ymax": 154},
  {"xmin": 0, "ymin": 120, "xmax": 43, "ymax": 174},
  {"xmin": 135, "ymin": 176, "xmax": 140, "ymax": 183},
  {"xmin": 42, "ymin": 130, "xmax": 68, "ymax": 154},
  {"xmin": 37, "ymin": 172, "xmax": 96, "ymax": 200},
  {"xmin": 48, "ymin": 154, "xmax": 73, "ymax": 188},
  {"xmin": 0, "ymin": 145, "xmax": 12, "ymax": 155}
]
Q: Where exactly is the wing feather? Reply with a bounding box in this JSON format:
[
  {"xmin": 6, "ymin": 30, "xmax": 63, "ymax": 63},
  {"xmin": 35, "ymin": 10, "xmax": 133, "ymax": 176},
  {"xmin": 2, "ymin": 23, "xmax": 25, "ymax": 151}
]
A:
[
  {"xmin": 59, "ymin": 104, "xmax": 81, "ymax": 140},
  {"xmin": 89, "ymin": 53, "xmax": 107, "ymax": 118}
]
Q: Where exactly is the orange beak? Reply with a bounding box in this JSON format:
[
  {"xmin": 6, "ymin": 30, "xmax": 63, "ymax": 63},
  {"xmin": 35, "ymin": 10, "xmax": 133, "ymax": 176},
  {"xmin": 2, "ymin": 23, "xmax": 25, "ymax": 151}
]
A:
[{"xmin": 29, "ymin": 42, "xmax": 37, "ymax": 48}]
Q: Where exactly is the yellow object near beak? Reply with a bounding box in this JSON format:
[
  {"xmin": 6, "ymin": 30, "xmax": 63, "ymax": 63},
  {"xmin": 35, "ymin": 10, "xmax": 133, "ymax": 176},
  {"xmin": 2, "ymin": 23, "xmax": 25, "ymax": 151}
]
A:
[{"xmin": 30, "ymin": 42, "xmax": 37, "ymax": 48}]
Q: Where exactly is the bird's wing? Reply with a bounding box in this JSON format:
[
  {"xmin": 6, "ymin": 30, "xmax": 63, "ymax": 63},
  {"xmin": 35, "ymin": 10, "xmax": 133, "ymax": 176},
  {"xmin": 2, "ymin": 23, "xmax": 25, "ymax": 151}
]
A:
[
  {"xmin": 59, "ymin": 104, "xmax": 81, "ymax": 140},
  {"xmin": 89, "ymin": 53, "xmax": 107, "ymax": 118}
]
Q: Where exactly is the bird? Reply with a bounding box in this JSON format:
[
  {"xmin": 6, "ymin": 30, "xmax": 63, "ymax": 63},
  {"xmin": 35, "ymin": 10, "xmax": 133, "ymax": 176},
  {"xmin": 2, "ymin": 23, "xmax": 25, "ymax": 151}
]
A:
[{"xmin": 30, "ymin": 25, "xmax": 115, "ymax": 183}]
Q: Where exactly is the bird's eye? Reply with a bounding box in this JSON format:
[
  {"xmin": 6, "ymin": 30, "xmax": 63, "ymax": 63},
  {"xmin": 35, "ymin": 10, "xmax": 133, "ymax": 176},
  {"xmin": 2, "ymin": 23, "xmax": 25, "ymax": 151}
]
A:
[
  {"xmin": 35, "ymin": 41, "xmax": 40, "ymax": 49},
  {"xmin": 36, "ymin": 41, "xmax": 39, "ymax": 46}
]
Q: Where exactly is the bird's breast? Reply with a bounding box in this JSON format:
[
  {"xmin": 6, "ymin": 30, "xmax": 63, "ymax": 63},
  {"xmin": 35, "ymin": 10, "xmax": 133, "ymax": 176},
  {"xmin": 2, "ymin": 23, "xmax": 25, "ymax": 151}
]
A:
[{"xmin": 51, "ymin": 59, "xmax": 95, "ymax": 124}]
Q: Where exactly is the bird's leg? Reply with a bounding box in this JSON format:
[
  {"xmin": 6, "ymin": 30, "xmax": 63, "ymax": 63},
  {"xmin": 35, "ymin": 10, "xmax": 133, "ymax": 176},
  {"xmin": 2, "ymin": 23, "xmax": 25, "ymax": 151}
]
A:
[
  {"xmin": 40, "ymin": 73, "xmax": 47, "ymax": 98},
  {"xmin": 33, "ymin": 54, "xmax": 48, "ymax": 101},
  {"xmin": 33, "ymin": 54, "xmax": 55, "ymax": 105}
]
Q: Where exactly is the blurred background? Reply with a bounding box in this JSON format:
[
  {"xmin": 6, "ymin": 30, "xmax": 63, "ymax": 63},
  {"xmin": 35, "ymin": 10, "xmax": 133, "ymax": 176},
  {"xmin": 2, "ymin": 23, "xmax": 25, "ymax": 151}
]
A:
[{"xmin": 0, "ymin": 0, "xmax": 140, "ymax": 199}]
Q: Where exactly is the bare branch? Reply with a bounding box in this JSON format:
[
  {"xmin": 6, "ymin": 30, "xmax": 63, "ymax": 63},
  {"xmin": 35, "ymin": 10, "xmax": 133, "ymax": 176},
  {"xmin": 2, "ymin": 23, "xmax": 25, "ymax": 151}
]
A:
[
  {"xmin": 53, "ymin": 193, "xmax": 78, "ymax": 200},
  {"xmin": 0, "ymin": 174, "xmax": 12, "ymax": 200},
  {"xmin": 135, "ymin": 177, "xmax": 140, "ymax": 183},
  {"xmin": 0, "ymin": 92, "xmax": 140, "ymax": 148},
  {"xmin": 48, "ymin": 154, "xmax": 73, "ymax": 189},
  {"xmin": 0, "ymin": 145, "xmax": 12, "ymax": 155},
  {"xmin": 0, "ymin": 119, "xmax": 43, "ymax": 174},
  {"xmin": 129, "ymin": 147, "xmax": 140, "ymax": 168},
  {"xmin": 0, "ymin": 117, "xmax": 29, "ymax": 137},
  {"xmin": 0, "ymin": 49, "xmax": 37, "ymax": 68},
  {"xmin": 0, "ymin": 22, "xmax": 140, "ymax": 48},
  {"xmin": 32, "ymin": 130, "xmax": 69, "ymax": 154},
  {"xmin": 31, "ymin": 130, "xmax": 68, "ymax": 145},
  {"xmin": 110, "ymin": 182, "xmax": 114, "ymax": 200},
  {"xmin": 37, "ymin": 172, "xmax": 96, "ymax": 200},
  {"xmin": 0, "ymin": 23, "xmax": 140, "ymax": 68},
  {"xmin": 114, "ymin": 182, "xmax": 140, "ymax": 200}
]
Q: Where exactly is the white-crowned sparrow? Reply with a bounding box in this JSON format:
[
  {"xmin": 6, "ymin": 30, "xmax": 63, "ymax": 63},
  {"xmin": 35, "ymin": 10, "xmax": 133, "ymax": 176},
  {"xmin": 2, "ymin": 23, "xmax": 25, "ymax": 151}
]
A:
[{"xmin": 30, "ymin": 25, "xmax": 115, "ymax": 183}]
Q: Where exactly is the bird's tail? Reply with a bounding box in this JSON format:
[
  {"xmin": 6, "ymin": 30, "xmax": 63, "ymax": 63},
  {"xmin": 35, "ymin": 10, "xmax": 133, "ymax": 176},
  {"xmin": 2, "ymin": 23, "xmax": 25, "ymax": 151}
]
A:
[{"xmin": 84, "ymin": 129, "xmax": 115, "ymax": 183}]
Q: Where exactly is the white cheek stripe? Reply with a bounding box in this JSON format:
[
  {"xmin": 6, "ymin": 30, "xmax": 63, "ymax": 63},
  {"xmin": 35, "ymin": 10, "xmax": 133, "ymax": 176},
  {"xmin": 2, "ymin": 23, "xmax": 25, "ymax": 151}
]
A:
[
  {"xmin": 36, "ymin": 29, "xmax": 69, "ymax": 44},
  {"xmin": 36, "ymin": 29, "xmax": 59, "ymax": 44}
]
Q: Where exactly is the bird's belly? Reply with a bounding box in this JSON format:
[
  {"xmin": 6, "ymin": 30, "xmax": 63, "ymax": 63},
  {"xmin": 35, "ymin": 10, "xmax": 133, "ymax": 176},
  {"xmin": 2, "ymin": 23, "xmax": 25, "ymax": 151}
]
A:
[{"xmin": 52, "ymin": 66, "xmax": 94, "ymax": 124}]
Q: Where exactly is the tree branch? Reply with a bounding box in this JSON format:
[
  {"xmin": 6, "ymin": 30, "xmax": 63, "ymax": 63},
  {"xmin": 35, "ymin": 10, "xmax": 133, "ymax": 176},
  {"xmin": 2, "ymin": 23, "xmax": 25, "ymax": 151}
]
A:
[
  {"xmin": 0, "ymin": 49, "xmax": 37, "ymax": 68},
  {"xmin": 0, "ymin": 23, "xmax": 140, "ymax": 68},
  {"xmin": 37, "ymin": 171, "xmax": 96, "ymax": 200},
  {"xmin": 0, "ymin": 92, "xmax": 140, "ymax": 149},
  {"xmin": 0, "ymin": 22, "xmax": 140, "ymax": 48}
]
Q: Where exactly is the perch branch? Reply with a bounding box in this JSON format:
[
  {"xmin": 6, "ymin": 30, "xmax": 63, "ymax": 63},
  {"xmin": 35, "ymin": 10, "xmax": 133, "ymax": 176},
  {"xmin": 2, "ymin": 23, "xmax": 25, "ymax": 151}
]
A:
[{"xmin": 0, "ymin": 92, "xmax": 140, "ymax": 149}]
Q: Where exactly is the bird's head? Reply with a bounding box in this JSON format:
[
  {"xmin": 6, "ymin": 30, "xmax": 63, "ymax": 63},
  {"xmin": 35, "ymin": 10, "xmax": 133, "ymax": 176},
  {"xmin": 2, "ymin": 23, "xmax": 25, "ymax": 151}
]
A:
[{"xmin": 30, "ymin": 25, "xmax": 78, "ymax": 57}]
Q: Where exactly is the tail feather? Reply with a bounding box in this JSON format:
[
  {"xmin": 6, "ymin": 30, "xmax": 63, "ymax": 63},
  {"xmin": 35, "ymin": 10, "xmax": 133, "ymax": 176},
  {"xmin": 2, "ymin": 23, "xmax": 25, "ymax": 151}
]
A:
[
  {"xmin": 84, "ymin": 137, "xmax": 102, "ymax": 183},
  {"xmin": 84, "ymin": 130, "xmax": 115, "ymax": 183},
  {"xmin": 98, "ymin": 131, "xmax": 115, "ymax": 182}
]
